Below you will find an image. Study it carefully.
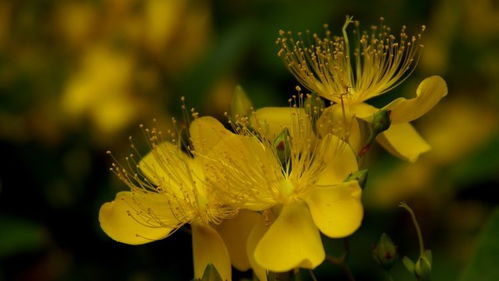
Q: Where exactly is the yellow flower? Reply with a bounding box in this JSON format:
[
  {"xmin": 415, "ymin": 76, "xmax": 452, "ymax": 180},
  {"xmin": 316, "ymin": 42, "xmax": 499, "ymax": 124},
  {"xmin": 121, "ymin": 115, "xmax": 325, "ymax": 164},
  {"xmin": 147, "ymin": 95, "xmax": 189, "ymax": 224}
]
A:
[
  {"xmin": 277, "ymin": 17, "xmax": 448, "ymax": 162},
  {"xmin": 195, "ymin": 107, "xmax": 363, "ymax": 274},
  {"xmin": 99, "ymin": 118, "xmax": 258, "ymax": 281}
]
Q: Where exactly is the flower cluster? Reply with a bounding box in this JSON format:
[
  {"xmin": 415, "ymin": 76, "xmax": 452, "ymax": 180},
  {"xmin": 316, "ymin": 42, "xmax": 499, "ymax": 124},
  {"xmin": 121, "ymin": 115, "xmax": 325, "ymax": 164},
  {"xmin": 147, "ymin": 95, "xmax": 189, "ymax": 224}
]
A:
[{"xmin": 98, "ymin": 17, "xmax": 447, "ymax": 281}]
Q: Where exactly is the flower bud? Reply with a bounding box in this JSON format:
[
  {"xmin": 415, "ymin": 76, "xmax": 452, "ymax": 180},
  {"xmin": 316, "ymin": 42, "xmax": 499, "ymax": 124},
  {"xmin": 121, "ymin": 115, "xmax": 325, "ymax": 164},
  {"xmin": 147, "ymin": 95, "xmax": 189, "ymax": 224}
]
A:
[
  {"xmin": 372, "ymin": 233, "xmax": 398, "ymax": 270},
  {"xmin": 344, "ymin": 169, "xmax": 368, "ymax": 189},
  {"xmin": 371, "ymin": 109, "xmax": 391, "ymax": 135},
  {"xmin": 230, "ymin": 85, "xmax": 253, "ymax": 118},
  {"xmin": 414, "ymin": 251, "xmax": 432, "ymax": 281},
  {"xmin": 274, "ymin": 128, "xmax": 292, "ymax": 167}
]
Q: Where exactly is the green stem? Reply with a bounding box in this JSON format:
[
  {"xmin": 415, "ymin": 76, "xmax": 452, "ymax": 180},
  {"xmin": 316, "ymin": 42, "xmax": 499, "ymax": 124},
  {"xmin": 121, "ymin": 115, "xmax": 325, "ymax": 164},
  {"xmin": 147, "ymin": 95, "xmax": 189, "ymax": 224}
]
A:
[
  {"xmin": 308, "ymin": 270, "xmax": 318, "ymax": 281},
  {"xmin": 399, "ymin": 202, "xmax": 425, "ymax": 256}
]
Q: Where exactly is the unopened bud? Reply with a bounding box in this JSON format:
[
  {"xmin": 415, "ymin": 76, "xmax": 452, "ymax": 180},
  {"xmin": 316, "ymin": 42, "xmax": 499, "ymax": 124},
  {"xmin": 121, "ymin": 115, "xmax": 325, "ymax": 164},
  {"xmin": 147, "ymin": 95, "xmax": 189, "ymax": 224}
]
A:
[
  {"xmin": 274, "ymin": 128, "xmax": 292, "ymax": 167},
  {"xmin": 373, "ymin": 233, "xmax": 398, "ymax": 270},
  {"xmin": 230, "ymin": 85, "xmax": 253, "ymax": 118},
  {"xmin": 344, "ymin": 169, "xmax": 368, "ymax": 189},
  {"xmin": 414, "ymin": 251, "xmax": 432, "ymax": 281},
  {"xmin": 371, "ymin": 109, "xmax": 391, "ymax": 135}
]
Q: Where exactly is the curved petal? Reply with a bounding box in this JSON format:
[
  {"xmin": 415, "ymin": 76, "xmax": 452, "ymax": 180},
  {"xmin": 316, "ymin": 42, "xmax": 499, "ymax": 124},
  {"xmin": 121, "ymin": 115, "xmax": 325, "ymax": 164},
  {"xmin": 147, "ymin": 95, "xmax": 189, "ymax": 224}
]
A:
[
  {"xmin": 98, "ymin": 191, "xmax": 178, "ymax": 245},
  {"xmin": 351, "ymin": 102, "xmax": 378, "ymax": 120},
  {"xmin": 192, "ymin": 223, "xmax": 232, "ymax": 281},
  {"xmin": 251, "ymin": 107, "xmax": 311, "ymax": 142},
  {"xmin": 254, "ymin": 202, "xmax": 325, "ymax": 272},
  {"xmin": 316, "ymin": 134, "xmax": 359, "ymax": 185},
  {"xmin": 214, "ymin": 210, "xmax": 261, "ymax": 271},
  {"xmin": 247, "ymin": 215, "xmax": 270, "ymax": 281},
  {"xmin": 204, "ymin": 133, "xmax": 281, "ymax": 211},
  {"xmin": 376, "ymin": 123, "xmax": 431, "ymax": 162},
  {"xmin": 385, "ymin": 76, "xmax": 448, "ymax": 123},
  {"xmin": 190, "ymin": 116, "xmax": 232, "ymax": 155},
  {"xmin": 138, "ymin": 141, "xmax": 188, "ymax": 186},
  {"xmin": 316, "ymin": 105, "xmax": 364, "ymax": 152},
  {"xmin": 304, "ymin": 181, "xmax": 363, "ymax": 238}
]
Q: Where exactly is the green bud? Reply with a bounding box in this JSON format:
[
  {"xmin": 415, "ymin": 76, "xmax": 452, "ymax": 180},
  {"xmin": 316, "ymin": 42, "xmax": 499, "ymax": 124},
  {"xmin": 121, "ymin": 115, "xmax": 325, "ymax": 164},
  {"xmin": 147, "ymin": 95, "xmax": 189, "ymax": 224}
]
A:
[
  {"xmin": 359, "ymin": 109, "xmax": 391, "ymax": 157},
  {"xmin": 402, "ymin": 256, "xmax": 415, "ymax": 273},
  {"xmin": 372, "ymin": 233, "xmax": 398, "ymax": 270},
  {"xmin": 230, "ymin": 85, "xmax": 253, "ymax": 118},
  {"xmin": 274, "ymin": 128, "xmax": 292, "ymax": 168},
  {"xmin": 371, "ymin": 109, "xmax": 391, "ymax": 135},
  {"xmin": 344, "ymin": 169, "xmax": 368, "ymax": 189},
  {"xmin": 414, "ymin": 251, "xmax": 432, "ymax": 281}
]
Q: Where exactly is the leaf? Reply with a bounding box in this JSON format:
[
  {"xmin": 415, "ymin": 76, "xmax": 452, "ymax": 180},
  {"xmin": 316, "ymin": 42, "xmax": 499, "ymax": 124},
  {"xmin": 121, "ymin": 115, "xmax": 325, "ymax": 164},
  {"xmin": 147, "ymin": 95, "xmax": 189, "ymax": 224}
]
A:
[
  {"xmin": 0, "ymin": 216, "xmax": 46, "ymax": 258},
  {"xmin": 403, "ymin": 256, "xmax": 415, "ymax": 273},
  {"xmin": 459, "ymin": 208, "xmax": 499, "ymax": 281}
]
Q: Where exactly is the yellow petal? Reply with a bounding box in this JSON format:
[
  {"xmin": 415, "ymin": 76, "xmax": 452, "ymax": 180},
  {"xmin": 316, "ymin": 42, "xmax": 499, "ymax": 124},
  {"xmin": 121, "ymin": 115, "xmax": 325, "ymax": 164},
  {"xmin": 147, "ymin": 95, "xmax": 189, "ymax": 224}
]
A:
[
  {"xmin": 254, "ymin": 202, "xmax": 325, "ymax": 272},
  {"xmin": 316, "ymin": 105, "xmax": 364, "ymax": 152},
  {"xmin": 247, "ymin": 215, "xmax": 270, "ymax": 281},
  {"xmin": 214, "ymin": 210, "xmax": 261, "ymax": 271},
  {"xmin": 316, "ymin": 134, "xmax": 359, "ymax": 185},
  {"xmin": 385, "ymin": 76, "xmax": 448, "ymax": 123},
  {"xmin": 138, "ymin": 141, "xmax": 187, "ymax": 186},
  {"xmin": 204, "ymin": 133, "xmax": 281, "ymax": 211},
  {"xmin": 192, "ymin": 223, "xmax": 231, "ymax": 281},
  {"xmin": 376, "ymin": 123, "xmax": 431, "ymax": 162},
  {"xmin": 138, "ymin": 142, "xmax": 203, "ymax": 199},
  {"xmin": 251, "ymin": 107, "xmax": 310, "ymax": 142},
  {"xmin": 351, "ymin": 102, "xmax": 378, "ymax": 120},
  {"xmin": 98, "ymin": 191, "xmax": 178, "ymax": 245},
  {"xmin": 190, "ymin": 116, "xmax": 232, "ymax": 155},
  {"xmin": 304, "ymin": 181, "xmax": 363, "ymax": 238}
]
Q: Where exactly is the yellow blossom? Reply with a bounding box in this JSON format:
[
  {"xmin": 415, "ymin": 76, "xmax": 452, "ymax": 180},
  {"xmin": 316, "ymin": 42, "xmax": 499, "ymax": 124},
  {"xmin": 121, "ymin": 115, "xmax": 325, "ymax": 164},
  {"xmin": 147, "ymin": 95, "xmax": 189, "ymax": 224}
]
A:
[
  {"xmin": 194, "ymin": 106, "xmax": 363, "ymax": 275},
  {"xmin": 277, "ymin": 17, "xmax": 448, "ymax": 162},
  {"xmin": 99, "ymin": 118, "xmax": 258, "ymax": 281}
]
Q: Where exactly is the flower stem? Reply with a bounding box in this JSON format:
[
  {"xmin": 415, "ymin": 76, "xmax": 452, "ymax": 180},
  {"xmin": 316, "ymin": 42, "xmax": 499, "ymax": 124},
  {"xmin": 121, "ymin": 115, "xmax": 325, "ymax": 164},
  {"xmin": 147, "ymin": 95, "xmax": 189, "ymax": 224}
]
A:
[
  {"xmin": 308, "ymin": 270, "xmax": 318, "ymax": 281},
  {"xmin": 399, "ymin": 202, "xmax": 425, "ymax": 256}
]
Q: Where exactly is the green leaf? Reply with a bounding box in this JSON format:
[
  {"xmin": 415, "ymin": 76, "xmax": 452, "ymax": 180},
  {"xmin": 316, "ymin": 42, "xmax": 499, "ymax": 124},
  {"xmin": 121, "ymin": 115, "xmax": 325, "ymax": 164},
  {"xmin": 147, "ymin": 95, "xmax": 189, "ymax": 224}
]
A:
[
  {"xmin": 460, "ymin": 208, "xmax": 499, "ymax": 281},
  {"xmin": 403, "ymin": 256, "xmax": 415, "ymax": 273},
  {"xmin": 0, "ymin": 216, "xmax": 46, "ymax": 258}
]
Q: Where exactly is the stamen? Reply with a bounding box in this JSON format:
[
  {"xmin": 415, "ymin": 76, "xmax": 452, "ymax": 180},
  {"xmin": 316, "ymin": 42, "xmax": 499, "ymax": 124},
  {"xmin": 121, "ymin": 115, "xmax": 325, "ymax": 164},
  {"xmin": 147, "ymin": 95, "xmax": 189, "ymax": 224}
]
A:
[{"xmin": 277, "ymin": 16, "xmax": 424, "ymax": 104}]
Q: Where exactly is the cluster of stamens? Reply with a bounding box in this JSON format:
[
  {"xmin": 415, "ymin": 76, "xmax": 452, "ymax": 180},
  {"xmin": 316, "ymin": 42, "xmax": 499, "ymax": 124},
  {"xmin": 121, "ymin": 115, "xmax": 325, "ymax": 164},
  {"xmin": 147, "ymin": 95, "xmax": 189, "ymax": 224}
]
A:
[
  {"xmin": 277, "ymin": 16, "xmax": 425, "ymax": 104},
  {"xmin": 107, "ymin": 98, "xmax": 237, "ymax": 234}
]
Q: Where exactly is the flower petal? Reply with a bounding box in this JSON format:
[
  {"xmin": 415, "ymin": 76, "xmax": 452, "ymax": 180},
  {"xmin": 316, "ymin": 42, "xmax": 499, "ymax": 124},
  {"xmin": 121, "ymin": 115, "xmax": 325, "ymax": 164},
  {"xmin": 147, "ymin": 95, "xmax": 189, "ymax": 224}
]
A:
[
  {"xmin": 190, "ymin": 116, "xmax": 232, "ymax": 155},
  {"xmin": 254, "ymin": 202, "xmax": 325, "ymax": 272},
  {"xmin": 316, "ymin": 105, "xmax": 364, "ymax": 152},
  {"xmin": 251, "ymin": 107, "xmax": 310, "ymax": 142},
  {"xmin": 214, "ymin": 210, "xmax": 261, "ymax": 271},
  {"xmin": 385, "ymin": 76, "xmax": 448, "ymax": 123},
  {"xmin": 316, "ymin": 134, "xmax": 359, "ymax": 185},
  {"xmin": 376, "ymin": 123, "xmax": 431, "ymax": 162},
  {"xmin": 138, "ymin": 141, "xmax": 187, "ymax": 186},
  {"xmin": 351, "ymin": 103, "xmax": 378, "ymax": 120},
  {"xmin": 192, "ymin": 223, "xmax": 231, "ymax": 281},
  {"xmin": 204, "ymin": 133, "xmax": 281, "ymax": 211},
  {"xmin": 247, "ymin": 216, "xmax": 270, "ymax": 281},
  {"xmin": 98, "ymin": 191, "xmax": 178, "ymax": 245},
  {"xmin": 304, "ymin": 181, "xmax": 363, "ymax": 238}
]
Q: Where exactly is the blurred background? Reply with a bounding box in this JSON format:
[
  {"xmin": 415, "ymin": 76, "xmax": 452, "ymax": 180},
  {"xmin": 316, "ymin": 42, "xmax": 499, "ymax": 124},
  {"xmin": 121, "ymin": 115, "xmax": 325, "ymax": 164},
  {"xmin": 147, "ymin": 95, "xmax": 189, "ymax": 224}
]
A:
[{"xmin": 0, "ymin": 0, "xmax": 498, "ymax": 280}]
